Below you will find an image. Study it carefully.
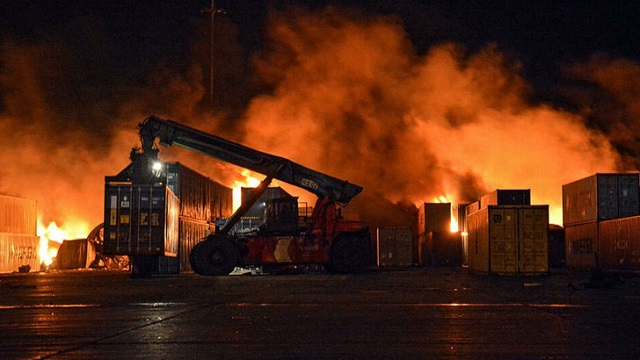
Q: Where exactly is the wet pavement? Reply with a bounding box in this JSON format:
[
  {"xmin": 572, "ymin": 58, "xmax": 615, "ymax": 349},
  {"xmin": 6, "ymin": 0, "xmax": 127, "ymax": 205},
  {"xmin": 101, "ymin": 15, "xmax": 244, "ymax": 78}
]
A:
[{"xmin": 1, "ymin": 267, "xmax": 639, "ymax": 359}]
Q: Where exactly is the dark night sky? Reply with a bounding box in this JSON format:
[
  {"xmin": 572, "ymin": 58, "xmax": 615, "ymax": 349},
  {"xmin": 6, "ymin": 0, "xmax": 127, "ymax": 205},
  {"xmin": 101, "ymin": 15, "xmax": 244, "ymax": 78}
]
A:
[{"xmin": 1, "ymin": 0, "xmax": 638, "ymax": 111}]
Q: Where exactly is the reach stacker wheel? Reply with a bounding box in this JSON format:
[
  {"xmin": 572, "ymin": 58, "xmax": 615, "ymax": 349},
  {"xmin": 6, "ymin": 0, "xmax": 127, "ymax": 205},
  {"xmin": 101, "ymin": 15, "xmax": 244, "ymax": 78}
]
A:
[{"xmin": 192, "ymin": 235, "xmax": 239, "ymax": 276}]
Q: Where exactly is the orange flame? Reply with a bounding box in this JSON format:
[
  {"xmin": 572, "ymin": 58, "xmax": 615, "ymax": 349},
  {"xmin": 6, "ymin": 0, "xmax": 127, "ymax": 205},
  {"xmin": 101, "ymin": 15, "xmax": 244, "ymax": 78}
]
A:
[
  {"xmin": 231, "ymin": 169, "xmax": 262, "ymax": 211},
  {"xmin": 37, "ymin": 220, "xmax": 91, "ymax": 266},
  {"xmin": 433, "ymin": 195, "xmax": 459, "ymax": 232}
]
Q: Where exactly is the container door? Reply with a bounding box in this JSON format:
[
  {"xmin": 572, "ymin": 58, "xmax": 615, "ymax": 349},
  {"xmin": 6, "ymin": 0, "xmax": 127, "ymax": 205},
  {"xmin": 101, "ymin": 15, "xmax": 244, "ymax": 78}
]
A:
[
  {"xmin": 518, "ymin": 207, "xmax": 548, "ymax": 275},
  {"xmin": 488, "ymin": 207, "xmax": 518, "ymax": 274}
]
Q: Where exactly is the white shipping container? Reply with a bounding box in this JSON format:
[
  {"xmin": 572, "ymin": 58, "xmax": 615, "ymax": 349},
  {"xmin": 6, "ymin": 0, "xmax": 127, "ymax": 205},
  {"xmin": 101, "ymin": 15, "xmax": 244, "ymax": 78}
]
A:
[
  {"xmin": 0, "ymin": 233, "xmax": 40, "ymax": 273},
  {"xmin": 0, "ymin": 195, "xmax": 37, "ymax": 235}
]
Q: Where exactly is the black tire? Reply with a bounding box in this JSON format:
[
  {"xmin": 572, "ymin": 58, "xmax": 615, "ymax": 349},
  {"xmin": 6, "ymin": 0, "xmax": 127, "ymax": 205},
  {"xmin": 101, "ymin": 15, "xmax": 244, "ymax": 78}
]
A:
[
  {"xmin": 189, "ymin": 241, "xmax": 206, "ymax": 274},
  {"xmin": 192, "ymin": 236, "xmax": 239, "ymax": 276},
  {"xmin": 329, "ymin": 235, "xmax": 371, "ymax": 274}
]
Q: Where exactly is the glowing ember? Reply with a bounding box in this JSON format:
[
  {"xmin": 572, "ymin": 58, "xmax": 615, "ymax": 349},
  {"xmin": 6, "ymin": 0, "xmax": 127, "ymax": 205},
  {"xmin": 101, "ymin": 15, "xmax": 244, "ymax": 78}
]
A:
[{"xmin": 37, "ymin": 220, "xmax": 91, "ymax": 266}]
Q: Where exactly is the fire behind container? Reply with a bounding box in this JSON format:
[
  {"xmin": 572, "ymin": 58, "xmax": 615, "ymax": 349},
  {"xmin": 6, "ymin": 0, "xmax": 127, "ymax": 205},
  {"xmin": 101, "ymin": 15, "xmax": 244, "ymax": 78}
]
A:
[{"xmin": 103, "ymin": 184, "xmax": 179, "ymax": 257}]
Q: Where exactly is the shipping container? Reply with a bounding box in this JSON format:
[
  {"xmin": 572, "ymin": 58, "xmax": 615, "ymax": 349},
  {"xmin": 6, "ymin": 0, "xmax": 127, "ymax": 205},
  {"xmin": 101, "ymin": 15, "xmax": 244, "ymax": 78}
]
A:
[
  {"xmin": 465, "ymin": 201, "xmax": 480, "ymax": 217},
  {"xmin": 417, "ymin": 203, "xmax": 451, "ymax": 235},
  {"xmin": 598, "ymin": 216, "xmax": 640, "ymax": 272},
  {"xmin": 103, "ymin": 184, "xmax": 180, "ymax": 256},
  {"xmin": 548, "ymin": 225, "xmax": 566, "ymax": 268},
  {"xmin": 105, "ymin": 163, "xmax": 232, "ymax": 273},
  {"xmin": 480, "ymin": 189, "xmax": 531, "ymax": 209},
  {"xmin": 456, "ymin": 203, "xmax": 469, "ymax": 233},
  {"xmin": 564, "ymin": 221, "xmax": 599, "ymax": 270},
  {"xmin": 0, "ymin": 195, "xmax": 37, "ymax": 235},
  {"xmin": 178, "ymin": 218, "xmax": 211, "ymax": 273},
  {"xmin": 418, "ymin": 231, "xmax": 463, "ymax": 267},
  {"xmin": 0, "ymin": 233, "xmax": 40, "ymax": 273},
  {"xmin": 562, "ymin": 173, "xmax": 639, "ymax": 226},
  {"xmin": 467, "ymin": 206, "xmax": 548, "ymax": 275},
  {"xmin": 166, "ymin": 163, "xmax": 233, "ymax": 221},
  {"xmin": 140, "ymin": 218, "xmax": 213, "ymax": 275},
  {"xmin": 377, "ymin": 227, "xmax": 413, "ymax": 267},
  {"xmin": 54, "ymin": 238, "xmax": 97, "ymax": 270}
]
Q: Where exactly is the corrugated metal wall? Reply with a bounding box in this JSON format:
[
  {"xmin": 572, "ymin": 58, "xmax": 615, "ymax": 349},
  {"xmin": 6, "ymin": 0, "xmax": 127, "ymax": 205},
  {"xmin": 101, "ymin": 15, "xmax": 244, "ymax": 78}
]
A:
[
  {"xmin": 417, "ymin": 203, "xmax": 450, "ymax": 235},
  {"xmin": 0, "ymin": 195, "xmax": 37, "ymax": 235},
  {"xmin": 0, "ymin": 195, "xmax": 39, "ymax": 273},
  {"xmin": 167, "ymin": 163, "xmax": 233, "ymax": 221},
  {"xmin": 480, "ymin": 189, "xmax": 531, "ymax": 209},
  {"xmin": 377, "ymin": 227, "xmax": 413, "ymax": 267},
  {"xmin": 105, "ymin": 162, "xmax": 233, "ymax": 274},
  {"xmin": 467, "ymin": 206, "xmax": 548, "ymax": 275},
  {"xmin": 564, "ymin": 221, "xmax": 599, "ymax": 270},
  {"xmin": 562, "ymin": 173, "xmax": 639, "ymax": 225},
  {"xmin": 103, "ymin": 184, "xmax": 180, "ymax": 256},
  {"xmin": 418, "ymin": 231, "xmax": 462, "ymax": 267},
  {"xmin": 596, "ymin": 216, "xmax": 640, "ymax": 272},
  {"xmin": 0, "ymin": 233, "xmax": 40, "ymax": 273}
]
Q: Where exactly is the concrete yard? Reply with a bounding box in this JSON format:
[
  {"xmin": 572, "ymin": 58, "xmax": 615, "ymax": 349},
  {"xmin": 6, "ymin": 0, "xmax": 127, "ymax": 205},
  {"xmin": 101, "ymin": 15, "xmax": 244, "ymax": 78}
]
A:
[{"xmin": 1, "ymin": 268, "xmax": 639, "ymax": 359}]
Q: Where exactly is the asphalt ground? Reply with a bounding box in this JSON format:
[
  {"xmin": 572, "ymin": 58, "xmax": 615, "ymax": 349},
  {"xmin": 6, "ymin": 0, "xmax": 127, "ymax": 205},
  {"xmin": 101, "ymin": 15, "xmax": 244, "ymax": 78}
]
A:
[{"xmin": 1, "ymin": 267, "xmax": 639, "ymax": 359}]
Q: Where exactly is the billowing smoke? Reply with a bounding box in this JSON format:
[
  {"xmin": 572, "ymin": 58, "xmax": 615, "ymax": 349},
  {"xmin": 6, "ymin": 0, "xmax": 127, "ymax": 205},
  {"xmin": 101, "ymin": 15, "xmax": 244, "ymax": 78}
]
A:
[
  {"xmin": 0, "ymin": 4, "xmax": 636, "ymax": 233},
  {"xmin": 240, "ymin": 8, "xmax": 621, "ymax": 225},
  {"xmin": 560, "ymin": 54, "xmax": 640, "ymax": 169},
  {"xmin": 0, "ymin": 41, "xmax": 128, "ymax": 227}
]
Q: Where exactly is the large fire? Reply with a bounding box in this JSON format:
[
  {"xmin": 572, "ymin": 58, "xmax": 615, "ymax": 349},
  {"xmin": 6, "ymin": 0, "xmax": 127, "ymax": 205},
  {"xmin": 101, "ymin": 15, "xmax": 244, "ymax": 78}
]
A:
[
  {"xmin": 0, "ymin": 5, "xmax": 636, "ymax": 245},
  {"xmin": 38, "ymin": 220, "xmax": 91, "ymax": 267},
  {"xmin": 433, "ymin": 195, "xmax": 459, "ymax": 232},
  {"xmin": 232, "ymin": 169, "xmax": 263, "ymax": 211}
]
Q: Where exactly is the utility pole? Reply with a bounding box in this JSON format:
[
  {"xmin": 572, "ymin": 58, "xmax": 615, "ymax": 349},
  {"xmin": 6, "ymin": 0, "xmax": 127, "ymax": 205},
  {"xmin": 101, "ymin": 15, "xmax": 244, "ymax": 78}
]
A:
[{"xmin": 203, "ymin": 1, "xmax": 224, "ymax": 107}]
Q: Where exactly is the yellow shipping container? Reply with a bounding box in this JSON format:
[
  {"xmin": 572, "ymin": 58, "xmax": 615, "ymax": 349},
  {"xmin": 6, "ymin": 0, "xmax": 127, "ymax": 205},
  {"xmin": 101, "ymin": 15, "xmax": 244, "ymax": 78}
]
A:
[{"xmin": 467, "ymin": 205, "xmax": 548, "ymax": 275}]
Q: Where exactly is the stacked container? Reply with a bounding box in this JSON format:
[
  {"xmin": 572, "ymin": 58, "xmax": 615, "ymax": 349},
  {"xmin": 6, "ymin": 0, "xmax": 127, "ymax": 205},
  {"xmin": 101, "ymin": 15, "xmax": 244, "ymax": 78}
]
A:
[
  {"xmin": 466, "ymin": 189, "xmax": 548, "ymax": 275},
  {"xmin": 104, "ymin": 184, "xmax": 180, "ymax": 256},
  {"xmin": 417, "ymin": 203, "xmax": 462, "ymax": 267},
  {"xmin": 480, "ymin": 189, "xmax": 531, "ymax": 208},
  {"xmin": 420, "ymin": 231, "xmax": 463, "ymax": 266},
  {"xmin": 0, "ymin": 195, "xmax": 40, "ymax": 273},
  {"xmin": 467, "ymin": 205, "xmax": 548, "ymax": 275},
  {"xmin": 562, "ymin": 173, "xmax": 640, "ymax": 270},
  {"xmin": 598, "ymin": 216, "xmax": 640, "ymax": 272},
  {"xmin": 166, "ymin": 163, "xmax": 233, "ymax": 273},
  {"xmin": 377, "ymin": 227, "xmax": 413, "ymax": 267},
  {"xmin": 104, "ymin": 162, "xmax": 233, "ymax": 274}
]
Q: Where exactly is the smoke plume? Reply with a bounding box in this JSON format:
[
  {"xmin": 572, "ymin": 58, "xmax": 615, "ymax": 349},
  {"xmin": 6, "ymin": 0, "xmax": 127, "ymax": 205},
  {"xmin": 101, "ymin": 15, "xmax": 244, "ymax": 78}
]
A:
[
  {"xmin": 0, "ymin": 4, "xmax": 635, "ymax": 233},
  {"xmin": 241, "ymin": 8, "xmax": 621, "ymax": 225}
]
